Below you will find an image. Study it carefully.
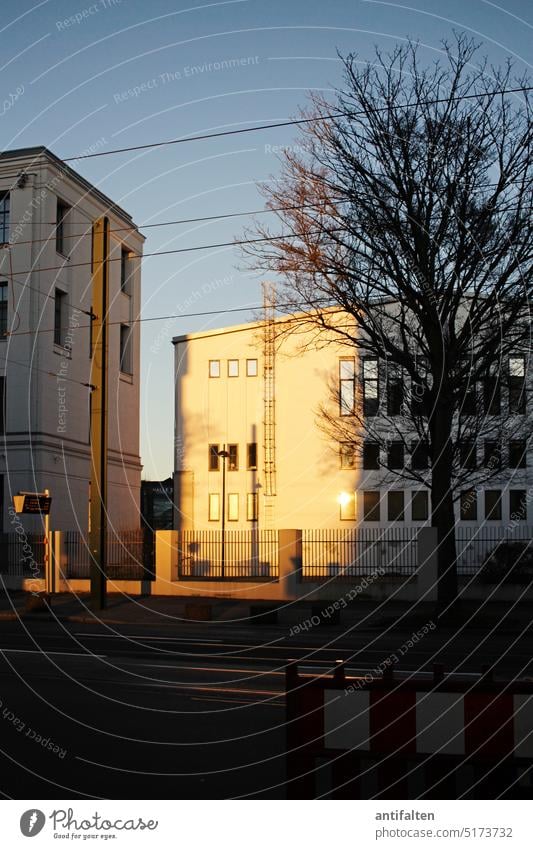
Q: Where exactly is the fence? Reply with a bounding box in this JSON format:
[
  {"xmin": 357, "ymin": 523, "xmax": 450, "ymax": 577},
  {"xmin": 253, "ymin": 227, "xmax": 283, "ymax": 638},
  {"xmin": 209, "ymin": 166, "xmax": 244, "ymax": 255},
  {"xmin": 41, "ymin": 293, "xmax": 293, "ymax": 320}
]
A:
[
  {"xmin": 178, "ymin": 529, "xmax": 279, "ymax": 579},
  {"xmin": 0, "ymin": 532, "xmax": 46, "ymax": 577},
  {"xmin": 64, "ymin": 530, "xmax": 154, "ymax": 580},
  {"xmin": 456, "ymin": 526, "xmax": 533, "ymax": 576},
  {"xmin": 302, "ymin": 527, "xmax": 418, "ymax": 580}
]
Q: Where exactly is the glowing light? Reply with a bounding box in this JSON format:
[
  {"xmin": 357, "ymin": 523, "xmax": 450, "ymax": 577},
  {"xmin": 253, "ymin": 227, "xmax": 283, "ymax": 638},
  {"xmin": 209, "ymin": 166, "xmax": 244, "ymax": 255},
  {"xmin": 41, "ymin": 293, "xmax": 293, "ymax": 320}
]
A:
[{"xmin": 337, "ymin": 491, "xmax": 351, "ymax": 507}]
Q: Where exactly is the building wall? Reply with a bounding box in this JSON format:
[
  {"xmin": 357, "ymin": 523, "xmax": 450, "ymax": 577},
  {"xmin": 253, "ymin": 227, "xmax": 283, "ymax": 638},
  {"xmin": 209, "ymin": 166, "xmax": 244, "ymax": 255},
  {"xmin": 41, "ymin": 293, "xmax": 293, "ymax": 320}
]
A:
[
  {"xmin": 0, "ymin": 149, "xmax": 143, "ymax": 532},
  {"xmin": 174, "ymin": 315, "xmax": 532, "ymax": 531}
]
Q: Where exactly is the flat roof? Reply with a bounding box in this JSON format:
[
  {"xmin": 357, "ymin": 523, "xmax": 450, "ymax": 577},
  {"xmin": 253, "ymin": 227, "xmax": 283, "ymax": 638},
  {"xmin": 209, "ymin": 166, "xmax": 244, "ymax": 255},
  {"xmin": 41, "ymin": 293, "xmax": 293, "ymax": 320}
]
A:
[{"xmin": 0, "ymin": 145, "xmax": 141, "ymax": 231}]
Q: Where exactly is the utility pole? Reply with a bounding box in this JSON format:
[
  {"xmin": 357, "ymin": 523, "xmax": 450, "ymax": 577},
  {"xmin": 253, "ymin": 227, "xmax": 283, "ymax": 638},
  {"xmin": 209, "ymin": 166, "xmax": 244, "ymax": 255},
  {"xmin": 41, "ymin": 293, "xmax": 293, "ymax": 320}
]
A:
[
  {"xmin": 89, "ymin": 217, "xmax": 109, "ymax": 610},
  {"xmin": 217, "ymin": 446, "xmax": 229, "ymax": 578}
]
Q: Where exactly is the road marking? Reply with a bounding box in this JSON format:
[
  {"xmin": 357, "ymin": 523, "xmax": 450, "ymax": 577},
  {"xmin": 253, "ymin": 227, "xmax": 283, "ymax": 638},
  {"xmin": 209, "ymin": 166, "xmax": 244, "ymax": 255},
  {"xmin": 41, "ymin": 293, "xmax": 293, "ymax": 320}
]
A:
[{"xmin": 0, "ymin": 648, "xmax": 107, "ymax": 658}]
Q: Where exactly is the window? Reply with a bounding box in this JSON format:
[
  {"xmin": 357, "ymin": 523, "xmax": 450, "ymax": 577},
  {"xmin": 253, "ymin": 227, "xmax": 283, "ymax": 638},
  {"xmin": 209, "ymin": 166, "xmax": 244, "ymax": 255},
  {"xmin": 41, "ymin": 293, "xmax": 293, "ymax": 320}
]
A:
[
  {"xmin": 460, "ymin": 489, "xmax": 477, "ymax": 521},
  {"xmin": 411, "ymin": 490, "xmax": 429, "ymax": 521},
  {"xmin": 228, "ymin": 493, "xmax": 239, "ymax": 521},
  {"xmin": 208, "ymin": 444, "xmax": 219, "ymax": 471},
  {"xmin": 459, "ymin": 440, "xmax": 476, "ymax": 470},
  {"xmin": 484, "ymin": 441, "xmax": 501, "ymax": 470},
  {"xmin": 339, "ymin": 358, "xmax": 355, "ymax": 415},
  {"xmin": 120, "ymin": 247, "xmax": 131, "ymax": 293},
  {"xmin": 247, "ymin": 443, "xmax": 257, "ymax": 470},
  {"xmin": 56, "ymin": 199, "xmax": 69, "ymax": 255},
  {"xmin": 363, "ymin": 441, "xmax": 380, "ymax": 470},
  {"xmin": 340, "ymin": 443, "xmax": 356, "ymax": 469},
  {"xmin": 0, "ymin": 281, "xmax": 7, "ymax": 336},
  {"xmin": 228, "ymin": 359, "xmax": 239, "ymax": 377},
  {"xmin": 209, "ymin": 360, "xmax": 220, "ymax": 378},
  {"xmin": 483, "ymin": 375, "xmax": 500, "ymax": 416},
  {"xmin": 509, "ymin": 489, "xmax": 527, "ymax": 522},
  {"xmin": 411, "ymin": 357, "xmax": 428, "ymax": 417},
  {"xmin": 485, "ymin": 490, "xmax": 502, "ymax": 521},
  {"xmin": 208, "ymin": 493, "xmax": 220, "ymax": 521},
  {"xmin": 509, "ymin": 440, "xmax": 526, "ymax": 469},
  {"xmin": 0, "ymin": 192, "xmax": 9, "ymax": 244},
  {"xmin": 228, "ymin": 444, "xmax": 238, "ymax": 471},
  {"xmin": 411, "ymin": 440, "xmax": 429, "ymax": 470},
  {"xmin": 388, "ymin": 490, "xmax": 405, "ymax": 521},
  {"xmin": 54, "ymin": 289, "xmax": 66, "ymax": 346},
  {"xmin": 509, "ymin": 355, "xmax": 526, "ymax": 414},
  {"xmin": 247, "ymin": 492, "xmax": 258, "ymax": 521},
  {"xmin": 388, "ymin": 441, "xmax": 404, "ymax": 470},
  {"xmin": 0, "ymin": 377, "xmax": 5, "ymax": 435},
  {"xmin": 119, "ymin": 324, "xmax": 132, "ymax": 373},
  {"xmin": 363, "ymin": 490, "xmax": 380, "ymax": 522},
  {"xmin": 362, "ymin": 357, "xmax": 379, "ymax": 416},
  {"xmin": 339, "ymin": 492, "xmax": 356, "ymax": 521},
  {"xmin": 462, "ymin": 381, "xmax": 477, "ymax": 416},
  {"xmin": 246, "ymin": 359, "xmax": 258, "ymax": 376},
  {"xmin": 387, "ymin": 365, "xmax": 403, "ymax": 416}
]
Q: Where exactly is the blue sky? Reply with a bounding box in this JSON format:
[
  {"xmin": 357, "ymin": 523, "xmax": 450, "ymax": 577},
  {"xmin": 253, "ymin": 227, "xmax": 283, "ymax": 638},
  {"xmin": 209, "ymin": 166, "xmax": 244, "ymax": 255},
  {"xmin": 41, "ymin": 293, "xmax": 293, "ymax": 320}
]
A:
[{"xmin": 2, "ymin": 0, "xmax": 531, "ymax": 478}]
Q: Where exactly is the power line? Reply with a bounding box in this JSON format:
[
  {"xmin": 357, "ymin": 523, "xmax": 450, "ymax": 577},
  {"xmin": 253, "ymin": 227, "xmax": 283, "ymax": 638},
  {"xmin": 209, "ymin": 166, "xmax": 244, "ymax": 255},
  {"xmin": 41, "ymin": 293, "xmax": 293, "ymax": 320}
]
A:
[{"xmin": 61, "ymin": 85, "xmax": 533, "ymax": 161}]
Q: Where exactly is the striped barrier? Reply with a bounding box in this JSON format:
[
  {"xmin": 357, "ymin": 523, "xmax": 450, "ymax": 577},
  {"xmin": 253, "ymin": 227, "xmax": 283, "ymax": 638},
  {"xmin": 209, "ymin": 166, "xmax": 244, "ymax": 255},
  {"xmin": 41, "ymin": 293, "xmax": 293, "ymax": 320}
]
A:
[{"xmin": 285, "ymin": 664, "xmax": 533, "ymax": 799}]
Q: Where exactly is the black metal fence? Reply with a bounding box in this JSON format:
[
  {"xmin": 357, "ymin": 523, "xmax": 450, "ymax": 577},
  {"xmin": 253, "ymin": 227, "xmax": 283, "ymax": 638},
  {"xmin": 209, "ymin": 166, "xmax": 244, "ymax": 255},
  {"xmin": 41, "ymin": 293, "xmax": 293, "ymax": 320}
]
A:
[
  {"xmin": 64, "ymin": 529, "xmax": 154, "ymax": 580},
  {"xmin": 178, "ymin": 529, "xmax": 279, "ymax": 579},
  {"xmin": 302, "ymin": 527, "xmax": 418, "ymax": 580},
  {"xmin": 456, "ymin": 526, "xmax": 533, "ymax": 577},
  {"xmin": 0, "ymin": 532, "xmax": 46, "ymax": 577}
]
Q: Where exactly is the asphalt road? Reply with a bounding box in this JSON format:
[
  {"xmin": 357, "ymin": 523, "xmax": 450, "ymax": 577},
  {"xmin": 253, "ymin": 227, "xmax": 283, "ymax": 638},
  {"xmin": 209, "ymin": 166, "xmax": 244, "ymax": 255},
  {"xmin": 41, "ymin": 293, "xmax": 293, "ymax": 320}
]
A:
[{"xmin": 1, "ymin": 616, "xmax": 532, "ymax": 799}]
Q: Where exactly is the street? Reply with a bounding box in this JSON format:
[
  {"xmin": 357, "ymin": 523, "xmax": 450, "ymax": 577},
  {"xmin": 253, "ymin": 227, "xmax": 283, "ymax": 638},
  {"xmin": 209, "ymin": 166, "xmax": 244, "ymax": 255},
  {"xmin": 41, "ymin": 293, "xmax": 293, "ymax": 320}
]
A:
[{"xmin": 1, "ymin": 614, "xmax": 533, "ymax": 799}]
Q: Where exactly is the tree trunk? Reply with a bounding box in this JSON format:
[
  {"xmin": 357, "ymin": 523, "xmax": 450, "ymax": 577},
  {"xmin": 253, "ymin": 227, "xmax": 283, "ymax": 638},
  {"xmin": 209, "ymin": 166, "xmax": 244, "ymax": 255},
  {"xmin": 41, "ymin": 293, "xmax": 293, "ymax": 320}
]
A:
[{"xmin": 429, "ymin": 405, "xmax": 459, "ymax": 608}]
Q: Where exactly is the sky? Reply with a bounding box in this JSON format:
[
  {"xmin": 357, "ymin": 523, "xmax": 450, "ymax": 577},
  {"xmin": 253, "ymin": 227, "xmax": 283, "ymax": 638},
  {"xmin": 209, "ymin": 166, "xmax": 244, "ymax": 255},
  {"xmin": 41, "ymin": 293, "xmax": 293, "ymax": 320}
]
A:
[{"xmin": 2, "ymin": 0, "xmax": 531, "ymax": 479}]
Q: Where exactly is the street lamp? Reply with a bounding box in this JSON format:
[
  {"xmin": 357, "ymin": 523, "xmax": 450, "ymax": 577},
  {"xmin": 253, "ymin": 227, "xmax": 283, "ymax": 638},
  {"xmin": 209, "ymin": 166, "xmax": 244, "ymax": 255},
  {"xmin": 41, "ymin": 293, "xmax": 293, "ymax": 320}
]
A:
[{"xmin": 217, "ymin": 446, "xmax": 230, "ymax": 578}]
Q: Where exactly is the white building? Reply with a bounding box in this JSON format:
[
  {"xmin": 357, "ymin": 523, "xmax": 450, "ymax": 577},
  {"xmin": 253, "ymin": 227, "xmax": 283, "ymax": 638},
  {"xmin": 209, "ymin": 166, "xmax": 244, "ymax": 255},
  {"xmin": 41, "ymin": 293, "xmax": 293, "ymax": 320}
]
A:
[
  {"xmin": 0, "ymin": 146, "xmax": 143, "ymax": 532},
  {"xmin": 173, "ymin": 310, "xmax": 531, "ymax": 531}
]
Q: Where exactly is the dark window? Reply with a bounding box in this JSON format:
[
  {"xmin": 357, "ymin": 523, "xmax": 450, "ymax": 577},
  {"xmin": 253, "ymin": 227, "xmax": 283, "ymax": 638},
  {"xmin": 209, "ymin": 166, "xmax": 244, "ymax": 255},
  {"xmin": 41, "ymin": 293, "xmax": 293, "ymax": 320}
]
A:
[
  {"xmin": 509, "ymin": 355, "xmax": 526, "ymax": 414},
  {"xmin": 0, "ymin": 192, "xmax": 9, "ymax": 244},
  {"xmin": 483, "ymin": 376, "xmax": 500, "ymax": 416},
  {"xmin": 54, "ymin": 289, "xmax": 66, "ymax": 346},
  {"xmin": 362, "ymin": 357, "xmax": 379, "ymax": 416},
  {"xmin": 247, "ymin": 442, "xmax": 257, "ymax": 470},
  {"xmin": 119, "ymin": 324, "xmax": 132, "ymax": 373},
  {"xmin": 411, "ymin": 490, "xmax": 429, "ymax": 521},
  {"xmin": 362, "ymin": 441, "xmax": 380, "ymax": 470},
  {"xmin": 509, "ymin": 490, "xmax": 527, "ymax": 522},
  {"xmin": 120, "ymin": 247, "xmax": 131, "ymax": 293},
  {"xmin": 411, "ymin": 357, "xmax": 428, "ymax": 417},
  {"xmin": 339, "ymin": 358, "xmax": 355, "ymax": 415},
  {"xmin": 462, "ymin": 382, "xmax": 477, "ymax": 416},
  {"xmin": 0, "ymin": 281, "xmax": 7, "ymax": 336},
  {"xmin": 56, "ymin": 199, "xmax": 69, "ymax": 254},
  {"xmin": 228, "ymin": 444, "xmax": 238, "ymax": 471},
  {"xmin": 388, "ymin": 441, "xmax": 404, "ymax": 470},
  {"xmin": 208, "ymin": 444, "xmax": 219, "ymax": 471},
  {"xmin": 460, "ymin": 489, "xmax": 477, "ymax": 521},
  {"xmin": 340, "ymin": 443, "xmax": 356, "ymax": 469},
  {"xmin": 387, "ymin": 367, "xmax": 403, "ymax": 416},
  {"xmin": 509, "ymin": 440, "xmax": 526, "ymax": 469},
  {"xmin": 363, "ymin": 490, "xmax": 380, "ymax": 522},
  {"xmin": 459, "ymin": 440, "xmax": 477, "ymax": 469},
  {"xmin": 0, "ymin": 376, "xmax": 5, "ymax": 434},
  {"xmin": 411, "ymin": 440, "xmax": 429, "ymax": 470},
  {"xmin": 485, "ymin": 490, "xmax": 502, "ymax": 521},
  {"xmin": 484, "ymin": 441, "xmax": 501, "ymax": 470},
  {"xmin": 387, "ymin": 491, "xmax": 404, "ymax": 521}
]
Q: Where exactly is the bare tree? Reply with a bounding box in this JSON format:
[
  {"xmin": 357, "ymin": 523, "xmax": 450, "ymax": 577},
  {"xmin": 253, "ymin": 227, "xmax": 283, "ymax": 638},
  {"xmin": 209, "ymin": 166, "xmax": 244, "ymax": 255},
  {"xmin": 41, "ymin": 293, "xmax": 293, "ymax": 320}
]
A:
[{"xmin": 244, "ymin": 35, "xmax": 532, "ymax": 605}]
